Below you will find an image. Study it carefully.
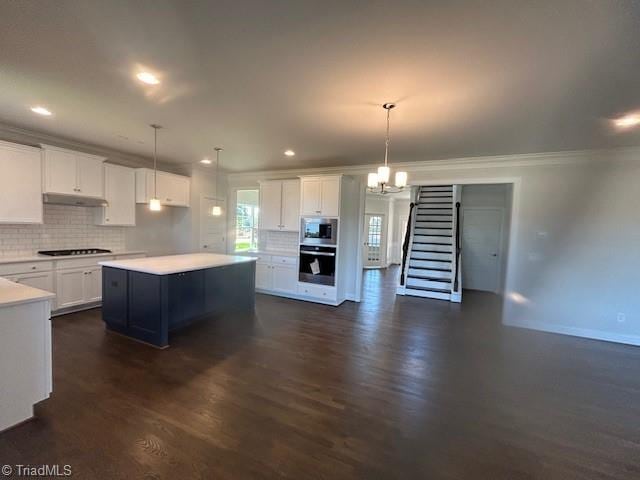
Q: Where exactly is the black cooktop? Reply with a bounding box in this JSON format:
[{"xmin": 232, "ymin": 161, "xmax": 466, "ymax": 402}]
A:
[{"xmin": 38, "ymin": 248, "xmax": 112, "ymax": 257}]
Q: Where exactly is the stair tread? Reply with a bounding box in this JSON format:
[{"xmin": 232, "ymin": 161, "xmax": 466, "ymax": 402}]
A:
[{"xmin": 405, "ymin": 286, "xmax": 451, "ymax": 294}]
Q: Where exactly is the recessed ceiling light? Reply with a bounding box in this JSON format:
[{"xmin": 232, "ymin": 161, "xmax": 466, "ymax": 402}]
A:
[
  {"xmin": 136, "ymin": 72, "xmax": 160, "ymax": 85},
  {"xmin": 284, "ymin": 149, "xmax": 295, "ymax": 156},
  {"xmin": 614, "ymin": 114, "xmax": 640, "ymax": 128},
  {"xmin": 200, "ymin": 158, "xmax": 212, "ymax": 165},
  {"xmin": 31, "ymin": 106, "xmax": 52, "ymax": 116}
]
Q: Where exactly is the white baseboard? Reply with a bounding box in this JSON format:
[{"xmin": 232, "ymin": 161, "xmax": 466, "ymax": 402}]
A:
[{"xmin": 504, "ymin": 318, "xmax": 640, "ymax": 347}]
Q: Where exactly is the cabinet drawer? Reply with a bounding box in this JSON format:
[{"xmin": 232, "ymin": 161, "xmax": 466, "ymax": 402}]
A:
[
  {"xmin": 55, "ymin": 256, "xmax": 114, "ymax": 270},
  {"xmin": 297, "ymin": 282, "xmax": 337, "ymax": 300},
  {"xmin": 254, "ymin": 254, "xmax": 272, "ymax": 265},
  {"xmin": 0, "ymin": 261, "xmax": 53, "ymax": 276},
  {"xmin": 271, "ymin": 255, "xmax": 297, "ymax": 266}
]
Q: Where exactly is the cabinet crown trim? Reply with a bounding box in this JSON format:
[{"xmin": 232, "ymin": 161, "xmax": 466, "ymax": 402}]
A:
[
  {"xmin": 40, "ymin": 144, "xmax": 106, "ymax": 161},
  {"xmin": 0, "ymin": 139, "xmax": 41, "ymax": 153}
]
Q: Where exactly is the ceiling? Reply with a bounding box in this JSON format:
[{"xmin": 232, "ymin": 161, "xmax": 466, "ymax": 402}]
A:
[{"xmin": 1, "ymin": 0, "xmax": 639, "ymax": 172}]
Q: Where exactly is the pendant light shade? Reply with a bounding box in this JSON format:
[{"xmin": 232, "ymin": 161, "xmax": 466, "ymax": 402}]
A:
[
  {"xmin": 212, "ymin": 147, "xmax": 223, "ymax": 216},
  {"xmin": 367, "ymin": 172, "xmax": 379, "ymax": 188},
  {"xmin": 377, "ymin": 165, "xmax": 390, "ymax": 184},
  {"xmin": 395, "ymin": 171, "xmax": 408, "ymax": 188},
  {"xmin": 149, "ymin": 124, "xmax": 162, "ymax": 212}
]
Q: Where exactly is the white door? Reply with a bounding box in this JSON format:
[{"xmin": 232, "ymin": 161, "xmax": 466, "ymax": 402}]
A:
[
  {"xmin": 200, "ymin": 196, "xmax": 227, "ymax": 253},
  {"xmin": 280, "ymin": 180, "xmax": 300, "ymax": 230},
  {"xmin": 103, "ymin": 164, "xmax": 135, "ymax": 226},
  {"xmin": 56, "ymin": 269, "xmax": 86, "ymax": 308},
  {"xmin": 44, "ymin": 149, "xmax": 78, "ymax": 195},
  {"xmin": 320, "ymin": 177, "xmax": 340, "ymax": 217},
  {"xmin": 363, "ymin": 214, "xmax": 386, "ymax": 268},
  {"xmin": 462, "ymin": 208, "xmax": 503, "ymax": 292},
  {"xmin": 77, "ymin": 156, "xmax": 104, "ymax": 198},
  {"xmin": 260, "ymin": 181, "xmax": 282, "ymax": 230},
  {"xmin": 300, "ymin": 179, "xmax": 322, "ymax": 215}
]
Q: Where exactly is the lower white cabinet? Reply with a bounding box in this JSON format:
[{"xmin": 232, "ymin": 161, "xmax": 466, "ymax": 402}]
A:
[
  {"xmin": 55, "ymin": 268, "xmax": 88, "ymax": 309},
  {"xmin": 250, "ymin": 253, "xmax": 298, "ymax": 295},
  {"xmin": 297, "ymin": 282, "xmax": 337, "ymax": 301},
  {"xmin": 9, "ymin": 271, "xmax": 54, "ymax": 294}
]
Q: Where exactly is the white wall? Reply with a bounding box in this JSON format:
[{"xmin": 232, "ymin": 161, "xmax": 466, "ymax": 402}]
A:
[{"xmin": 228, "ymin": 148, "xmax": 640, "ymax": 346}]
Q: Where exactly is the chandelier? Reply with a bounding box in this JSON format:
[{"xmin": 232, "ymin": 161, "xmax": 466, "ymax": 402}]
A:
[{"xmin": 367, "ymin": 103, "xmax": 407, "ymax": 194}]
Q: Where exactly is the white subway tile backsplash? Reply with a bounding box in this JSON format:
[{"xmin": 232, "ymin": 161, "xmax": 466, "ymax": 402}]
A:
[
  {"xmin": 0, "ymin": 204, "xmax": 126, "ymax": 258},
  {"xmin": 261, "ymin": 230, "xmax": 298, "ymax": 252}
]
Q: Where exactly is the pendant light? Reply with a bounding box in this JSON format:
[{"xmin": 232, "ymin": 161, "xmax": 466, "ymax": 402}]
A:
[
  {"xmin": 212, "ymin": 147, "xmax": 223, "ymax": 216},
  {"xmin": 149, "ymin": 124, "xmax": 162, "ymax": 211},
  {"xmin": 367, "ymin": 103, "xmax": 408, "ymax": 194}
]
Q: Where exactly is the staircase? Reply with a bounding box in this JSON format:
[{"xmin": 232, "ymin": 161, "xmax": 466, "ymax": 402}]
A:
[{"xmin": 398, "ymin": 185, "xmax": 462, "ymax": 302}]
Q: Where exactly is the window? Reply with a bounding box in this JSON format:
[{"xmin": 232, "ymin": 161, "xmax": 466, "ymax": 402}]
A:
[{"xmin": 235, "ymin": 189, "xmax": 259, "ymax": 252}]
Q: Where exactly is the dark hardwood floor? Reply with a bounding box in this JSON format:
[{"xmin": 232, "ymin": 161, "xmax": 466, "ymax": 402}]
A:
[{"xmin": 2, "ymin": 266, "xmax": 640, "ymax": 479}]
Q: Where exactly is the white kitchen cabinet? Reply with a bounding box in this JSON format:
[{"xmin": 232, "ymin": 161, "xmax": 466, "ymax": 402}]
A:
[
  {"xmin": 0, "ymin": 140, "xmax": 43, "ymax": 224},
  {"xmin": 41, "ymin": 144, "xmax": 106, "ymax": 198},
  {"xmin": 9, "ymin": 271, "xmax": 54, "ymax": 294},
  {"xmin": 255, "ymin": 263, "xmax": 273, "ymax": 290},
  {"xmin": 300, "ymin": 175, "xmax": 341, "ymax": 217},
  {"xmin": 135, "ymin": 168, "xmax": 190, "ymax": 207},
  {"xmin": 272, "ymin": 264, "xmax": 297, "ymax": 294},
  {"xmin": 55, "ymin": 268, "xmax": 86, "ymax": 309},
  {"xmin": 96, "ymin": 164, "xmax": 136, "ymax": 226},
  {"xmin": 281, "ymin": 180, "xmax": 301, "ymax": 230},
  {"xmin": 259, "ymin": 179, "xmax": 300, "ymax": 231},
  {"xmin": 84, "ymin": 267, "xmax": 102, "ymax": 302}
]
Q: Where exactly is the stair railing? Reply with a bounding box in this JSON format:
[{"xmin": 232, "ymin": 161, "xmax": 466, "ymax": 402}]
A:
[
  {"xmin": 400, "ymin": 201, "xmax": 416, "ymax": 286},
  {"xmin": 453, "ymin": 201, "xmax": 462, "ymax": 292}
]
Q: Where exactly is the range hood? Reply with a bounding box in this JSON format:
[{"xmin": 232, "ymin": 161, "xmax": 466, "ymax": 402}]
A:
[{"xmin": 43, "ymin": 193, "xmax": 108, "ymax": 207}]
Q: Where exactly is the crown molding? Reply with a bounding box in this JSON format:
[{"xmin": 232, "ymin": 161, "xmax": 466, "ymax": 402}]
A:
[{"xmin": 228, "ymin": 146, "xmax": 640, "ymax": 182}]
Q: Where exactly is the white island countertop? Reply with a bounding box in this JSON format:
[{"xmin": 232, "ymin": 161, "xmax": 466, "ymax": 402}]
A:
[
  {"xmin": 0, "ymin": 277, "xmax": 55, "ymax": 308},
  {"xmin": 100, "ymin": 253, "xmax": 257, "ymax": 275}
]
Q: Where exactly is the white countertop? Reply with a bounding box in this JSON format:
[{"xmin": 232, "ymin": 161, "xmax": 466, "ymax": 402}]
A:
[
  {"xmin": 0, "ymin": 277, "xmax": 55, "ymax": 308},
  {"xmin": 100, "ymin": 253, "xmax": 257, "ymax": 275},
  {"xmin": 0, "ymin": 250, "xmax": 146, "ymax": 265}
]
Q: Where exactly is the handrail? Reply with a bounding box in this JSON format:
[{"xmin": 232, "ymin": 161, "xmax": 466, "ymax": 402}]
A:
[
  {"xmin": 453, "ymin": 201, "xmax": 461, "ymax": 292},
  {"xmin": 400, "ymin": 202, "xmax": 416, "ymax": 286}
]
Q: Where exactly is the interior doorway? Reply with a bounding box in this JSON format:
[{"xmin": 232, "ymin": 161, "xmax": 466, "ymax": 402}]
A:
[
  {"xmin": 363, "ymin": 213, "xmax": 386, "ymax": 268},
  {"xmin": 460, "ymin": 184, "xmax": 512, "ymax": 294}
]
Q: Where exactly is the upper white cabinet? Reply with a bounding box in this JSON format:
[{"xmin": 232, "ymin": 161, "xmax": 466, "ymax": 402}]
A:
[
  {"xmin": 96, "ymin": 164, "xmax": 136, "ymax": 226},
  {"xmin": 135, "ymin": 168, "xmax": 190, "ymax": 207},
  {"xmin": 300, "ymin": 175, "xmax": 341, "ymax": 217},
  {"xmin": 259, "ymin": 179, "xmax": 300, "ymax": 231},
  {"xmin": 0, "ymin": 140, "xmax": 43, "ymax": 224},
  {"xmin": 41, "ymin": 144, "xmax": 106, "ymax": 198}
]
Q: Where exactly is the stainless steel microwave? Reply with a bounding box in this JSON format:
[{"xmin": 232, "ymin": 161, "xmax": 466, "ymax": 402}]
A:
[{"xmin": 300, "ymin": 217, "xmax": 338, "ymax": 245}]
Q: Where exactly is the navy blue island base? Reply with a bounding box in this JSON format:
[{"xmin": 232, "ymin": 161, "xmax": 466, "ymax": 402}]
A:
[{"xmin": 101, "ymin": 260, "xmax": 256, "ymax": 348}]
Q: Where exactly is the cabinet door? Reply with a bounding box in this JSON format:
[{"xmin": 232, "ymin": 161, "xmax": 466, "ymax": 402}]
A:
[
  {"xmin": 171, "ymin": 175, "xmax": 190, "ymax": 206},
  {"xmin": 77, "ymin": 156, "xmax": 104, "ymax": 198},
  {"xmin": 255, "ymin": 263, "xmax": 273, "ymax": 290},
  {"xmin": 167, "ymin": 270, "xmax": 204, "ymax": 328},
  {"xmin": 85, "ymin": 267, "xmax": 102, "ymax": 302},
  {"xmin": 44, "ymin": 149, "xmax": 78, "ymax": 195},
  {"xmin": 260, "ymin": 181, "xmax": 282, "ymax": 230},
  {"xmin": 13, "ymin": 272, "xmax": 54, "ymax": 300},
  {"xmin": 300, "ymin": 179, "xmax": 322, "ymax": 216},
  {"xmin": 55, "ymin": 269, "xmax": 86, "ymax": 308},
  {"xmin": 0, "ymin": 143, "xmax": 42, "ymax": 223},
  {"xmin": 320, "ymin": 177, "xmax": 340, "ymax": 217},
  {"xmin": 281, "ymin": 180, "xmax": 300, "ymax": 231},
  {"xmin": 272, "ymin": 265, "xmax": 297, "ymax": 294},
  {"xmin": 102, "ymin": 164, "xmax": 135, "ymax": 226}
]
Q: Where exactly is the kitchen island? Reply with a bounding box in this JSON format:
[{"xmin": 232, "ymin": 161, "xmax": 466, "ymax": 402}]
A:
[{"xmin": 100, "ymin": 253, "xmax": 256, "ymax": 348}]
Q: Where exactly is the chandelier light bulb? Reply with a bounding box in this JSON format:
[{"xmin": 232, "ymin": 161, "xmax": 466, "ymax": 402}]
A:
[
  {"xmin": 395, "ymin": 171, "xmax": 407, "ymax": 188},
  {"xmin": 368, "ymin": 172, "xmax": 379, "ymax": 188},
  {"xmin": 377, "ymin": 166, "xmax": 390, "ymax": 184}
]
